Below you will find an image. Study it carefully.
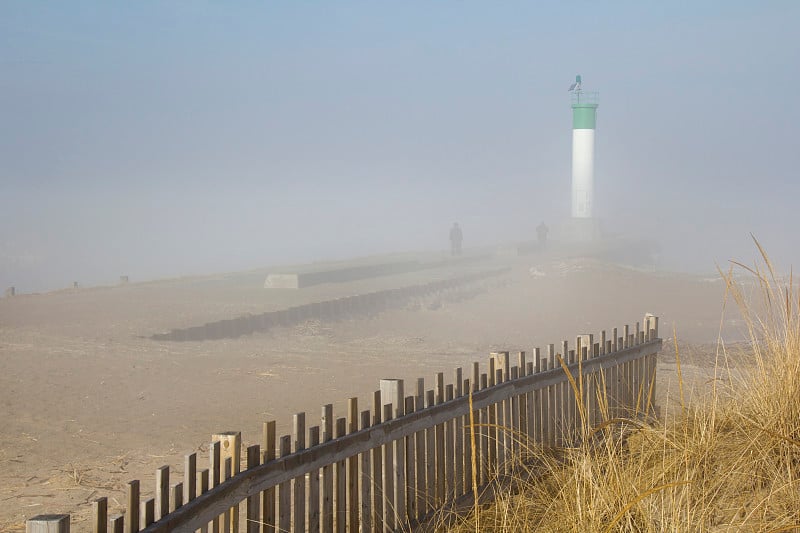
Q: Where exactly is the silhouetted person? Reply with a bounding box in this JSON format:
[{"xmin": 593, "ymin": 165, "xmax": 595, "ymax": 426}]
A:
[
  {"xmin": 536, "ymin": 221, "xmax": 549, "ymax": 249},
  {"xmin": 449, "ymin": 222, "xmax": 463, "ymax": 256}
]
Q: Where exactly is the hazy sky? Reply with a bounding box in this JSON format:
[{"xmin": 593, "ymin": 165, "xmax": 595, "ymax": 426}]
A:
[{"xmin": 2, "ymin": 2, "xmax": 799, "ymax": 291}]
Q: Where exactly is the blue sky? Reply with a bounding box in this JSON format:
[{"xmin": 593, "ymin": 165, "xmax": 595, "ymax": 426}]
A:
[{"xmin": 2, "ymin": 2, "xmax": 799, "ymax": 290}]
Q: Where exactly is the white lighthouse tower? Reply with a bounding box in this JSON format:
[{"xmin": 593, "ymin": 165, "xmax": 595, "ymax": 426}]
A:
[{"xmin": 568, "ymin": 75, "xmax": 600, "ymax": 240}]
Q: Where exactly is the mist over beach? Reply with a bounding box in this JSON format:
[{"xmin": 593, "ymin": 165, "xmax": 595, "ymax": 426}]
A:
[{"xmin": 2, "ymin": 2, "xmax": 799, "ymax": 292}]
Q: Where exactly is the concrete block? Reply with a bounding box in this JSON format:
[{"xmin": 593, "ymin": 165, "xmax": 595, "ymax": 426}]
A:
[
  {"xmin": 264, "ymin": 261, "xmax": 420, "ymax": 289},
  {"xmin": 263, "ymin": 274, "xmax": 300, "ymax": 289}
]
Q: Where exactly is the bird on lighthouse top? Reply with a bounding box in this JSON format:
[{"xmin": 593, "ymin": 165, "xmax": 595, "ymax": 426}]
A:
[{"xmin": 568, "ymin": 74, "xmax": 582, "ymax": 92}]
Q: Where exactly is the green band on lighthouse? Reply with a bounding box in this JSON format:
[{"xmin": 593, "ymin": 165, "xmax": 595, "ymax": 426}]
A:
[{"xmin": 572, "ymin": 103, "xmax": 598, "ymax": 129}]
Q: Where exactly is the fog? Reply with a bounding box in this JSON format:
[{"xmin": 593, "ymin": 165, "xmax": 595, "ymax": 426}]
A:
[{"xmin": 2, "ymin": 2, "xmax": 799, "ymax": 292}]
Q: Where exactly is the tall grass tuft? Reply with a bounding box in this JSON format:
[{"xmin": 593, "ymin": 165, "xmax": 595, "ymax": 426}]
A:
[{"xmin": 450, "ymin": 244, "xmax": 800, "ymax": 531}]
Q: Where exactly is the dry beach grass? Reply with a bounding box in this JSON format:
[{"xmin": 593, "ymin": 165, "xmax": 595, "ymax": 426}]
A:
[{"xmin": 449, "ymin": 247, "xmax": 800, "ymax": 532}]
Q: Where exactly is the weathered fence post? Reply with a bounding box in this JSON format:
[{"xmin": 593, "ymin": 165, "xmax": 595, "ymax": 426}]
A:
[
  {"xmin": 370, "ymin": 393, "xmax": 383, "ymax": 532},
  {"xmin": 278, "ymin": 435, "xmax": 291, "ymax": 532},
  {"xmin": 261, "ymin": 420, "xmax": 276, "ymax": 532},
  {"xmin": 333, "ymin": 417, "xmax": 346, "ymax": 532},
  {"xmin": 27, "ymin": 515, "xmax": 70, "ymax": 533},
  {"xmin": 380, "ymin": 379, "xmax": 405, "ymax": 527},
  {"xmin": 532, "ymin": 349, "xmax": 542, "ymax": 445},
  {"xmin": 245, "ymin": 445, "xmax": 260, "ymax": 533},
  {"xmin": 124, "ymin": 480, "xmax": 139, "ymax": 533},
  {"xmin": 110, "ymin": 516, "xmax": 123, "ymax": 533},
  {"xmin": 546, "ymin": 344, "xmax": 556, "ymax": 446},
  {"xmin": 212, "ymin": 431, "xmax": 241, "ymax": 531},
  {"xmin": 435, "ymin": 373, "xmax": 446, "ymax": 502},
  {"xmin": 292, "ymin": 414, "xmax": 306, "ymax": 533},
  {"xmin": 444, "ymin": 384, "xmax": 456, "ymax": 495},
  {"xmin": 155, "ymin": 466, "xmax": 169, "ymax": 520},
  {"xmin": 140, "ymin": 498, "xmax": 154, "ymax": 528},
  {"xmin": 308, "ymin": 426, "xmax": 322, "ymax": 531},
  {"xmin": 404, "ymin": 395, "xmax": 417, "ymax": 521},
  {"xmin": 454, "ymin": 367, "xmax": 464, "ymax": 498},
  {"xmin": 325, "ymin": 411, "xmax": 340, "ymax": 531},
  {"xmin": 92, "ymin": 498, "xmax": 107, "ymax": 533},
  {"xmin": 348, "ymin": 398, "xmax": 359, "ymax": 533},
  {"xmin": 380, "ymin": 405, "xmax": 395, "ymax": 531},
  {"xmin": 517, "ymin": 353, "xmax": 528, "ymax": 449},
  {"xmin": 359, "ymin": 410, "xmax": 372, "ymax": 533}
]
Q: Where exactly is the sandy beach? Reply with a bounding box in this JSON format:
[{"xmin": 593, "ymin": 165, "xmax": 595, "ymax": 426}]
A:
[{"xmin": 0, "ymin": 254, "xmax": 746, "ymax": 531}]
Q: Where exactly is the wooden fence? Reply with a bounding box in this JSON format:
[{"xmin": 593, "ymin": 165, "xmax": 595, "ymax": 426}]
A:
[{"xmin": 27, "ymin": 315, "xmax": 661, "ymax": 533}]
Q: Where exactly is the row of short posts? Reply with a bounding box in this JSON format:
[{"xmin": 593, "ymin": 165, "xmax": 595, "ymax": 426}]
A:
[
  {"xmin": 155, "ymin": 269, "xmax": 506, "ymax": 342},
  {"xmin": 4, "ymin": 276, "xmax": 130, "ymax": 299},
  {"xmin": 160, "ymin": 286, "xmax": 422, "ymax": 342}
]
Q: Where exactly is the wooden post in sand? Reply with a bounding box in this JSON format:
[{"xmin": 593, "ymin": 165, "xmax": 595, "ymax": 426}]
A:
[
  {"xmin": 379, "ymin": 379, "xmax": 405, "ymax": 526},
  {"xmin": 27, "ymin": 515, "xmax": 70, "ymax": 533},
  {"xmin": 92, "ymin": 498, "xmax": 107, "ymax": 533},
  {"xmin": 292, "ymin": 414, "xmax": 306, "ymax": 533},
  {"xmin": 212, "ymin": 431, "xmax": 241, "ymax": 532}
]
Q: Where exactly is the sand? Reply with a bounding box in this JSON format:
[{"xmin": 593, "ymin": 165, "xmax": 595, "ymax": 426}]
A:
[{"xmin": 0, "ymin": 254, "xmax": 747, "ymax": 531}]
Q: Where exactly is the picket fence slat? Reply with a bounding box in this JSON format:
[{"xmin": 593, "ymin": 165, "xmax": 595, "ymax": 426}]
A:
[
  {"xmin": 454, "ymin": 368, "xmax": 464, "ymax": 499},
  {"xmin": 335, "ymin": 417, "xmax": 347, "ymax": 533},
  {"xmin": 348, "ymin": 398, "xmax": 359, "ymax": 533},
  {"xmin": 309, "ymin": 426, "xmax": 322, "ymax": 532},
  {"xmin": 322, "ymin": 404, "xmax": 335, "ymax": 533},
  {"xmin": 125, "ymin": 480, "xmax": 139, "ymax": 533},
  {"xmin": 184, "ymin": 454, "xmax": 196, "ymax": 505},
  {"xmin": 277, "ymin": 436, "xmax": 291, "ymax": 533},
  {"xmin": 359, "ymin": 411, "xmax": 371, "ymax": 533},
  {"xmin": 404, "ymin": 395, "xmax": 416, "ymax": 523},
  {"xmin": 93, "ymin": 497, "xmax": 107, "ymax": 533},
  {"xmin": 370, "ymin": 392, "xmax": 382, "ymax": 532},
  {"xmin": 293, "ymin": 413, "xmax": 306, "ymax": 533},
  {"xmin": 198, "ymin": 471, "xmax": 209, "ymax": 533},
  {"xmin": 111, "ymin": 515, "xmax": 124, "ymax": 533},
  {"xmin": 209, "ymin": 440, "xmax": 220, "ymax": 533},
  {"xmin": 246, "ymin": 446, "xmax": 260, "ymax": 533},
  {"xmin": 261, "ymin": 421, "xmax": 276, "ymax": 533}
]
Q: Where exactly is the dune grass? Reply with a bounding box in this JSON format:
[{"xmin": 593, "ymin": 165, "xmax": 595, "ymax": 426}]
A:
[{"xmin": 448, "ymin": 245, "xmax": 800, "ymax": 532}]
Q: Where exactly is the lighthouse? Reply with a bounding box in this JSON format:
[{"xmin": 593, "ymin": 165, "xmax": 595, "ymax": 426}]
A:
[{"xmin": 569, "ymin": 75, "xmax": 599, "ymax": 220}]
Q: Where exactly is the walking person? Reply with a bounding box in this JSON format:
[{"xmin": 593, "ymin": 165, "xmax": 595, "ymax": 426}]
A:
[{"xmin": 536, "ymin": 221, "xmax": 549, "ymax": 250}]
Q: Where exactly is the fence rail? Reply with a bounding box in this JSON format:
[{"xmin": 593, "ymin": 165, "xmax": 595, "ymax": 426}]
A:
[{"xmin": 28, "ymin": 315, "xmax": 661, "ymax": 533}]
